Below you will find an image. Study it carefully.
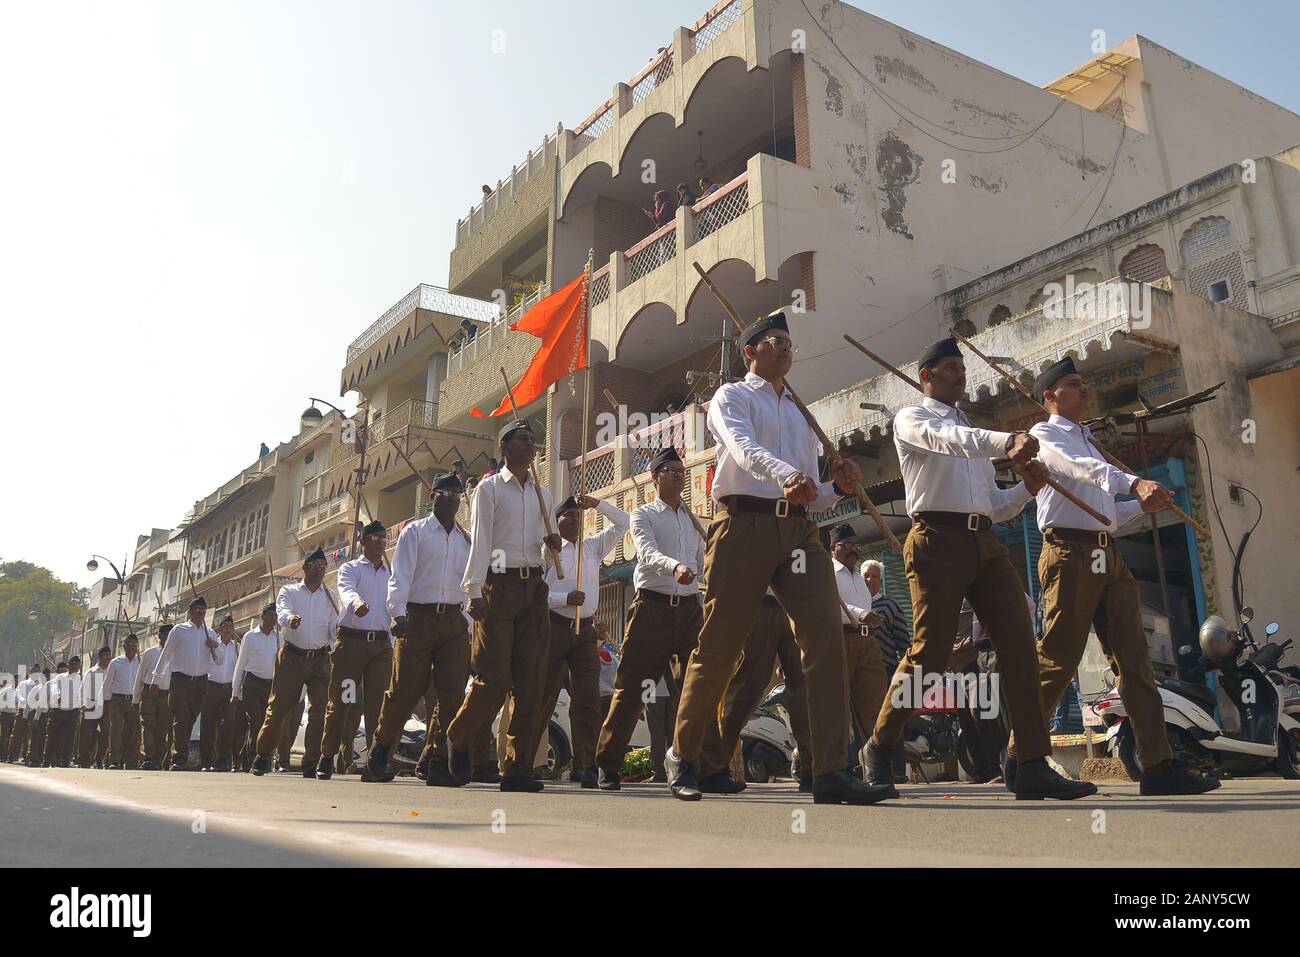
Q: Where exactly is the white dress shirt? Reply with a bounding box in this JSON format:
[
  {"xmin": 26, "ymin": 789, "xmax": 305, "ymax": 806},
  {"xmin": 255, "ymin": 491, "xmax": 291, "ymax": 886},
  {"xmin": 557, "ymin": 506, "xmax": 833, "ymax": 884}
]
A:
[
  {"xmin": 135, "ymin": 644, "xmax": 171, "ymax": 701},
  {"xmin": 49, "ymin": 672, "xmax": 79, "ymax": 710},
  {"xmin": 17, "ymin": 676, "xmax": 45, "ymax": 715},
  {"xmin": 834, "ymin": 559, "xmax": 874, "ymax": 625},
  {"xmin": 81, "ymin": 665, "xmax": 106, "ymax": 711},
  {"xmin": 153, "ymin": 621, "xmax": 218, "ymax": 679},
  {"xmin": 278, "ymin": 582, "xmax": 340, "ymax": 650},
  {"xmin": 232, "ymin": 626, "xmax": 281, "ymax": 699},
  {"xmin": 708, "ymin": 372, "xmax": 840, "ymax": 510},
  {"xmin": 338, "ymin": 556, "xmax": 394, "ymax": 636},
  {"xmin": 1030, "ymin": 415, "xmax": 1145, "ymax": 532},
  {"xmin": 631, "ymin": 498, "xmax": 705, "ymax": 596},
  {"xmin": 208, "ymin": 639, "xmax": 238, "ymax": 684},
  {"xmin": 0, "ymin": 673, "xmax": 15, "ymax": 713},
  {"xmin": 463, "ymin": 467, "xmax": 556, "ymax": 600},
  {"xmin": 103, "ymin": 656, "xmax": 141, "ymax": 698},
  {"xmin": 388, "ymin": 515, "xmax": 471, "ymax": 617},
  {"xmin": 893, "ymin": 396, "xmax": 1031, "ymax": 521},
  {"xmin": 546, "ymin": 501, "xmax": 629, "ymax": 620}
]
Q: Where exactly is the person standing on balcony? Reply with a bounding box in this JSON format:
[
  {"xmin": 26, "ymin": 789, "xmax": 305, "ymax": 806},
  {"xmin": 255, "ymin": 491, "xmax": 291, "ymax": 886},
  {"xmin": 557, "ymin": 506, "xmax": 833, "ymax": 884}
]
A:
[
  {"xmin": 199, "ymin": 615, "xmax": 239, "ymax": 772},
  {"xmin": 595, "ymin": 446, "xmax": 706, "ymax": 790},
  {"xmin": 643, "ymin": 190, "xmax": 674, "ymax": 229},
  {"xmin": 698, "ymin": 176, "xmax": 718, "ymax": 199},
  {"xmin": 250, "ymin": 550, "xmax": 338, "ymax": 778},
  {"xmin": 103, "ymin": 636, "xmax": 142, "ymax": 770},
  {"xmin": 154, "ymin": 597, "xmax": 218, "ymax": 771},
  {"xmin": 675, "ymin": 183, "xmax": 698, "ymax": 209},
  {"xmin": 666, "ymin": 308, "xmax": 890, "ymax": 806},
  {"xmin": 445, "ymin": 419, "xmax": 560, "ymax": 792},
  {"xmin": 134, "ymin": 624, "xmax": 172, "ymax": 771},
  {"xmin": 232, "ymin": 605, "xmax": 280, "ymax": 773},
  {"xmin": 862, "ymin": 337, "xmax": 1094, "ymax": 801},
  {"xmin": 319, "ymin": 520, "xmax": 394, "ymax": 780},
  {"xmin": 540, "ymin": 493, "xmax": 629, "ymax": 788}
]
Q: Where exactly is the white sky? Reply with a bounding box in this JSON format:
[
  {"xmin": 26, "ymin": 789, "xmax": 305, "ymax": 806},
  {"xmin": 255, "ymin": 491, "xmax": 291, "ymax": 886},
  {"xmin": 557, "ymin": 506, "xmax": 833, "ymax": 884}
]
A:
[{"xmin": 2, "ymin": 0, "xmax": 1296, "ymax": 592}]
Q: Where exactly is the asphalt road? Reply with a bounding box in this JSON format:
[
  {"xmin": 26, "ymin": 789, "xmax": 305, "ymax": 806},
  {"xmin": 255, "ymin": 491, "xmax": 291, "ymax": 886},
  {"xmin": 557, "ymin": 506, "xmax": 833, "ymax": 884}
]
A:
[{"xmin": 3, "ymin": 765, "xmax": 1297, "ymax": 867}]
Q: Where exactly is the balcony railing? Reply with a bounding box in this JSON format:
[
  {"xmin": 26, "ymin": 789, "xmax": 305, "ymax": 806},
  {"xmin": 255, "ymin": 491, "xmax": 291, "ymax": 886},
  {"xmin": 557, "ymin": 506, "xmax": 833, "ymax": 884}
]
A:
[
  {"xmin": 693, "ymin": 174, "xmax": 749, "ymax": 240},
  {"xmin": 692, "ymin": 0, "xmax": 742, "ymax": 53},
  {"xmin": 455, "ymin": 129, "xmax": 559, "ymax": 245},
  {"xmin": 448, "ymin": 283, "xmax": 549, "ymax": 373},
  {"xmin": 346, "ymin": 285, "xmax": 499, "ymax": 362},
  {"xmin": 299, "ymin": 493, "xmax": 350, "ymax": 535},
  {"xmin": 590, "ymin": 266, "xmax": 611, "ymax": 307},
  {"xmin": 626, "ymin": 223, "xmax": 678, "ymax": 285}
]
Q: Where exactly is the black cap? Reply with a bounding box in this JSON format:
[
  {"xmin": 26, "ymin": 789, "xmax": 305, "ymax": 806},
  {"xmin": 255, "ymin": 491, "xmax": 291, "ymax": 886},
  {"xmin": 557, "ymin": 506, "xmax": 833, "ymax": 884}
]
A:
[
  {"xmin": 218, "ymin": 614, "xmax": 234, "ymax": 626},
  {"xmin": 361, "ymin": 519, "xmax": 386, "ymax": 538},
  {"xmin": 69, "ymin": 656, "xmax": 81, "ymax": 665},
  {"xmin": 305, "ymin": 547, "xmax": 327, "ymax": 563},
  {"xmin": 498, "ymin": 419, "xmax": 533, "ymax": 444},
  {"xmin": 123, "ymin": 634, "xmax": 139, "ymax": 645},
  {"xmin": 433, "ymin": 473, "xmax": 464, "ymax": 493},
  {"xmin": 649, "ymin": 446, "xmax": 683, "ymax": 474},
  {"xmin": 737, "ymin": 308, "xmax": 790, "ymax": 355},
  {"xmin": 830, "ymin": 523, "xmax": 856, "ymax": 545},
  {"xmin": 189, "ymin": 596, "xmax": 207, "ymax": 609},
  {"xmin": 98, "ymin": 646, "xmax": 112, "ymax": 656},
  {"xmin": 1032, "ymin": 356, "xmax": 1078, "ymax": 403},
  {"xmin": 918, "ymin": 337, "xmax": 962, "ymax": 369},
  {"xmin": 158, "ymin": 624, "xmax": 173, "ymax": 637},
  {"xmin": 263, "ymin": 603, "xmax": 277, "ymax": 615},
  {"xmin": 555, "ymin": 495, "xmax": 580, "ymax": 519}
]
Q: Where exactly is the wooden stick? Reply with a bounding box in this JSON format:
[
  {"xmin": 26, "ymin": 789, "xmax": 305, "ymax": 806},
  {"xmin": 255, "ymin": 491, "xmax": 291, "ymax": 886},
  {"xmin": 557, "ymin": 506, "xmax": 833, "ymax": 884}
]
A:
[
  {"xmin": 573, "ymin": 249, "xmax": 596, "ymax": 633},
  {"xmin": 179, "ymin": 540, "xmax": 218, "ymax": 662},
  {"xmin": 693, "ymin": 263, "xmax": 902, "ymax": 552},
  {"xmin": 499, "ymin": 367, "xmax": 565, "ymax": 578},
  {"xmin": 947, "ymin": 326, "xmax": 1209, "ymax": 538},
  {"xmin": 843, "ymin": 334, "xmax": 922, "ymax": 392},
  {"xmin": 387, "ymin": 440, "xmax": 472, "ymax": 544}
]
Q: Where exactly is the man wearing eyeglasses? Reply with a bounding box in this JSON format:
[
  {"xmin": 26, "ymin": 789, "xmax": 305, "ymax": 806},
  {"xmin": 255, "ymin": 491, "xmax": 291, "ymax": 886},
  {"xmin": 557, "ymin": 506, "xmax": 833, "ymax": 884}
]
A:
[
  {"xmin": 667, "ymin": 308, "xmax": 891, "ymax": 806},
  {"xmin": 250, "ymin": 548, "xmax": 339, "ymax": 778}
]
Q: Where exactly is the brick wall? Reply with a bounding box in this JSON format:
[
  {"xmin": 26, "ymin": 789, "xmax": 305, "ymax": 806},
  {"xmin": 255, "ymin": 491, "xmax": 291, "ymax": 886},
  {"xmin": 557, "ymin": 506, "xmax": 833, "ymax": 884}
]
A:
[{"xmin": 792, "ymin": 52, "xmax": 811, "ymax": 169}]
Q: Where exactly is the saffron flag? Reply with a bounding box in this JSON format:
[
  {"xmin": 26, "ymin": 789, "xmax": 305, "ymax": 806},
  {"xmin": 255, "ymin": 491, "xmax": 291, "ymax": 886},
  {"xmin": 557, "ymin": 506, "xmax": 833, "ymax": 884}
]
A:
[{"xmin": 471, "ymin": 272, "xmax": 589, "ymax": 418}]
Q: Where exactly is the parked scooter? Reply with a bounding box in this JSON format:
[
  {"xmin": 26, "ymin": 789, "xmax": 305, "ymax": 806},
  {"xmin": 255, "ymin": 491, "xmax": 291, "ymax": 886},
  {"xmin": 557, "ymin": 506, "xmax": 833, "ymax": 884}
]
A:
[
  {"xmin": 1095, "ymin": 607, "xmax": 1300, "ymax": 779},
  {"xmin": 740, "ymin": 684, "xmax": 797, "ymax": 783}
]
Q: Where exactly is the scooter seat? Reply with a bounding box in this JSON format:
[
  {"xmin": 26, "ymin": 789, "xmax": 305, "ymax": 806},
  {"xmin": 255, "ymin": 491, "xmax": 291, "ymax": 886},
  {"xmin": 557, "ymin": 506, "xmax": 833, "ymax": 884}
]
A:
[{"xmin": 1158, "ymin": 677, "xmax": 1218, "ymax": 715}]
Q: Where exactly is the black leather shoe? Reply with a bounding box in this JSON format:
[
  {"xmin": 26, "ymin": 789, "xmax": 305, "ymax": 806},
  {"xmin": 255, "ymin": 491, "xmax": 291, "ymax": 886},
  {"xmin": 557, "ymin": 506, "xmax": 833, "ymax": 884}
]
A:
[
  {"xmin": 1014, "ymin": 758, "xmax": 1097, "ymax": 800},
  {"xmin": 698, "ymin": 771, "xmax": 747, "ymax": 795},
  {"xmin": 167, "ymin": 762, "xmax": 185, "ymax": 772},
  {"xmin": 597, "ymin": 767, "xmax": 621, "ymax": 790},
  {"xmin": 139, "ymin": 760, "xmax": 157, "ymax": 771},
  {"xmin": 670, "ymin": 761, "xmax": 702, "ymax": 802},
  {"xmin": 214, "ymin": 759, "xmax": 231, "ymax": 773},
  {"xmin": 862, "ymin": 740, "xmax": 901, "ymax": 799},
  {"xmin": 315, "ymin": 757, "xmax": 333, "ymax": 780},
  {"xmin": 567, "ymin": 767, "xmax": 585, "ymax": 783},
  {"xmin": 471, "ymin": 765, "xmax": 501, "ymax": 784},
  {"xmin": 426, "ymin": 764, "xmax": 461, "ymax": 787},
  {"xmin": 414, "ymin": 756, "xmax": 429, "ymax": 781},
  {"xmin": 250, "ymin": 755, "xmax": 271, "ymax": 776},
  {"xmin": 1140, "ymin": 759, "xmax": 1221, "ymax": 796},
  {"xmin": 579, "ymin": 766, "xmax": 599, "ymax": 789},
  {"xmin": 276, "ymin": 760, "xmax": 296, "ymax": 774},
  {"xmin": 797, "ymin": 772, "xmax": 813, "ymax": 793},
  {"xmin": 366, "ymin": 742, "xmax": 390, "ymax": 783},
  {"xmin": 1003, "ymin": 754, "xmax": 1018, "ymax": 793},
  {"xmin": 304, "ymin": 762, "xmax": 320, "ymax": 779},
  {"xmin": 813, "ymin": 770, "xmax": 894, "ymax": 805},
  {"xmin": 448, "ymin": 748, "xmax": 472, "ymax": 785},
  {"xmin": 500, "ymin": 774, "xmax": 544, "ymax": 793}
]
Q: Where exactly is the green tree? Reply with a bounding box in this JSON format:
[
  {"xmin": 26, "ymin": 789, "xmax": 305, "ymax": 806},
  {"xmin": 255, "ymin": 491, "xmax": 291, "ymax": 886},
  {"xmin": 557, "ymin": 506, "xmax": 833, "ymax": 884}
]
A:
[{"xmin": 0, "ymin": 560, "xmax": 89, "ymax": 668}]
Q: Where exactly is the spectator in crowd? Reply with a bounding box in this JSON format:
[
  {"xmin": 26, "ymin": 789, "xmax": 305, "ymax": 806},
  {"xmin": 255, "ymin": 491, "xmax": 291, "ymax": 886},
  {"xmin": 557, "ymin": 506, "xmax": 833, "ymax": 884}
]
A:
[
  {"xmin": 643, "ymin": 190, "xmax": 675, "ymax": 228},
  {"xmin": 863, "ymin": 559, "xmax": 910, "ymax": 782},
  {"xmin": 481, "ymin": 184, "xmax": 493, "ymax": 198},
  {"xmin": 596, "ymin": 622, "xmax": 618, "ymax": 722},
  {"xmin": 697, "ymin": 176, "xmax": 719, "ymax": 198},
  {"xmin": 675, "ymin": 182, "xmax": 698, "ymax": 209},
  {"xmin": 460, "ymin": 318, "xmax": 477, "ymax": 342}
]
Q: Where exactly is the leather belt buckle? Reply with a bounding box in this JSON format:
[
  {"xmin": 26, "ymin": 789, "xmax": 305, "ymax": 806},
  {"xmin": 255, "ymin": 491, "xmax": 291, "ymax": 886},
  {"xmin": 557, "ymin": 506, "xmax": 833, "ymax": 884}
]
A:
[
  {"xmin": 1097, "ymin": 531, "xmax": 1110, "ymax": 548},
  {"xmin": 520, "ymin": 566, "xmax": 531, "ymax": 580},
  {"xmin": 775, "ymin": 499, "xmax": 790, "ymax": 518},
  {"xmin": 860, "ymin": 624, "xmax": 871, "ymax": 637},
  {"xmin": 669, "ymin": 594, "xmax": 681, "ymax": 607},
  {"xmin": 435, "ymin": 603, "xmax": 448, "ymax": 614},
  {"xmin": 966, "ymin": 513, "xmax": 981, "ymax": 532},
  {"xmin": 365, "ymin": 630, "xmax": 378, "ymax": 643}
]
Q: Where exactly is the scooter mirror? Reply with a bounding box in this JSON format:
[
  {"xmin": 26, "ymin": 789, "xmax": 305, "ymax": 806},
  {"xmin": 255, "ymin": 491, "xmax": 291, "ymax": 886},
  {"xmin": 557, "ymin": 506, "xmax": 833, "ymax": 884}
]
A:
[
  {"xmin": 1265, "ymin": 622, "xmax": 1280, "ymax": 637},
  {"xmin": 1240, "ymin": 606, "xmax": 1254, "ymax": 624}
]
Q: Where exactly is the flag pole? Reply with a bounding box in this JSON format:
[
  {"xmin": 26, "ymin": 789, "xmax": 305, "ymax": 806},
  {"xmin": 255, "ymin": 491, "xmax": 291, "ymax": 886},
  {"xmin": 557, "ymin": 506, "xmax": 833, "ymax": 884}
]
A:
[{"xmin": 573, "ymin": 249, "xmax": 596, "ymax": 634}]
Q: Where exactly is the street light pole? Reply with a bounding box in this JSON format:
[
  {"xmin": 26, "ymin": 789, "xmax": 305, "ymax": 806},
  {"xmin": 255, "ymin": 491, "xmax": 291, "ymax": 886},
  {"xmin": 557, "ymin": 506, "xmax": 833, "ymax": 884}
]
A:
[
  {"xmin": 87, "ymin": 553, "xmax": 129, "ymax": 655},
  {"xmin": 302, "ymin": 397, "xmax": 369, "ymax": 558}
]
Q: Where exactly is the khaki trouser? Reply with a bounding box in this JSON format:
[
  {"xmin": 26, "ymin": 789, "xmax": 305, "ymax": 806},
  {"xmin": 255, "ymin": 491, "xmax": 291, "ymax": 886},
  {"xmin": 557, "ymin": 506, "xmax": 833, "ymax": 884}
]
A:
[
  {"xmin": 1009, "ymin": 531, "xmax": 1173, "ymax": 769},
  {"xmin": 597, "ymin": 592, "xmax": 703, "ymax": 774},
  {"xmin": 711, "ymin": 596, "xmax": 814, "ymax": 777},
  {"xmin": 108, "ymin": 695, "xmax": 141, "ymax": 768},
  {"xmin": 422, "ymin": 676, "xmax": 497, "ymax": 770},
  {"xmin": 9, "ymin": 713, "xmax": 33, "ymax": 762},
  {"xmin": 873, "ymin": 519, "xmax": 1051, "ymax": 762},
  {"xmin": 167, "ymin": 673, "xmax": 208, "ymax": 767},
  {"xmin": 139, "ymin": 685, "xmax": 172, "ymax": 767},
  {"xmin": 47, "ymin": 708, "xmax": 79, "ymax": 766},
  {"xmin": 77, "ymin": 711, "xmax": 109, "ymax": 768},
  {"xmin": 322, "ymin": 632, "xmax": 393, "ymax": 769},
  {"xmin": 0, "ymin": 712, "xmax": 13, "ymax": 759},
  {"xmin": 256, "ymin": 645, "xmax": 331, "ymax": 767},
  {"xmin": 447, "ymin": 571, "xmax": 551, "ymax": 780},
  {"xmin": 845, "ymin": 625, "xmax": 888, "ymax": 746},
  {"xmin": 200, "ymin": 681, "xmax": 237, "ymax": 767},
  {"xmin": 674, "ymin": 506, "xmax": 850, "ymax": 777},
  {"xmin": 239, "ymin": 674, "xmax": 272, "ymax": 767},
  {"xmin": 537, "ymin": 613, "xmax": 602, "ymax": 771},
  {"xmin": 278, "ymin": 696, "xmax": 305, "ymax": 767},
  {"xmin": 644, "ymin": 684, "xmax": 676, "ymax": 776},
  {"xmin": 373, "ymin": 604, "xmax": 468, "ymax": 765}
]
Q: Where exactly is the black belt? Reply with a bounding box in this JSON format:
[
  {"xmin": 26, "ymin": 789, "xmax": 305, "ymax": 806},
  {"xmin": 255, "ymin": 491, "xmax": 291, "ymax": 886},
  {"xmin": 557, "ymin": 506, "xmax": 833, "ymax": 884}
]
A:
[
  {"xmin": 339, "ymin": 625, "xmax": 390, "ymax": 642},
  {"xmin": 112, "ymin": 693, "xmax": 133, "ymax": 702},
  {"xmin": 720, "ymin": 495, "xmax": 806, "ymax": 519},
  {"xmin": 1046, "ymin": 527, "xmax": 1111, "ymax": 548},
  {"xmin": 408, "ymin": 601, "xmax": 463, "ymax": 614},
  {"xmin": 843, "ymin": 623, "xmax": 872, "ymax": 638},
  {"xmin": 550, "ymin": 611, "xmax": 593, "ymax": 628},
  {"xmin": 914, "ymin": 511, "xmax": 992, "ymax": 531},
  {"xmin": 488, "ymin": 567, "xmax": 543, "ymax": 580},
  {"xmin": 283, "ymin": 643, "xmax": 330, "ymax": 659},
  {"xmin": 243, "ymin": 673, "xmax": 271, "ymax": 687},
  {"xmin": 636, "ymin": 589, "xmax": 697, "ymax": 607},
  {"xmin": 172, "ymin": 672, "xmax": 208, "ymax": 683}
]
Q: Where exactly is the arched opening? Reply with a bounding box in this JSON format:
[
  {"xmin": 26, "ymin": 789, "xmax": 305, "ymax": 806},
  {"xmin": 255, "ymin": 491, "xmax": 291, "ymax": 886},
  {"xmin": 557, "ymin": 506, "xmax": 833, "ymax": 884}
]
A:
[{"xmin": 1119, "ymin": 243, "xmax": 1170, "ymax": 283}]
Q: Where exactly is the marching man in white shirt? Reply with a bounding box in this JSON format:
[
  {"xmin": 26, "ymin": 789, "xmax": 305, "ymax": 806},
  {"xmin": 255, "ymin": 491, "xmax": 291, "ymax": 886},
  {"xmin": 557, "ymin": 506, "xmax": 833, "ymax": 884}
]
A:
[
  {"xmin": 540, "ymin": 492, "xmax": 629, "ymax": 788},
  {"xmin": 232, "ymin": 604, "xmax": 281, "ymax": 772},
  {"xmin": 1014, "ymin": 357, "xmax": 1218, "ymax": 796},
  {"xmin": 134, "ymin": 624, "xmax": 173, "ymax": 771},
  {"xmin": 154, "ymin": 597, "xmax": 218, "ymax": 770},
  {"xmin": 251, "ymin": 548, "xmax": 338, "ymax": 777},
  {"xmin": 446, "ymin": 419, "xmax": 560, "ymax": 792},
  {"xmin": 320, "ymin": 520, "xmax": 394, "ymax": 780},
  {"xmin": 200, "ymin": 615, "xmax": 240, "ymax": 772},
  {"xmin": 12, "ymin": 665, "xmax": 47, "ymax": 765},
  {"xmin": 367, "ymin": 474, "xmax": 472, "ymax": 786},
  {"xmin": 863, "ymin": 336, "xmax": 1094, "ymax": 801},
  {"xmin": 77, "ymin": 646, "xmax": 112, "ymax": 768},
  {"xmin": 668, "ymin": 309, "xmax": 889, "ymax": 805},
  {"xmin": 103, "ymin": 636, "xmax": 143, "ymax": 770},
  {"xmin": 595, "ymin": 446, "xmax": 705, "ymax": 790}
]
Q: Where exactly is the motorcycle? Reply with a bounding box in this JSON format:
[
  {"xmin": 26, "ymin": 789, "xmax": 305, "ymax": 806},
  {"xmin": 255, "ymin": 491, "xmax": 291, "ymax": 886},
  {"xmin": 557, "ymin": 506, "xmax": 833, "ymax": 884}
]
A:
[{"xmin": 1095, "ymin": 607, "xmax": 1300, "ymax": 780}]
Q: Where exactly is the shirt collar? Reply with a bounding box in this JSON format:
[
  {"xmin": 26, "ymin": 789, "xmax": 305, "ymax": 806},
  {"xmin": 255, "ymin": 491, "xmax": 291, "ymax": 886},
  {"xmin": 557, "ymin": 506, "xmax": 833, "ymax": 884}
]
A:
[
  {"xmin": 919, "ymin": 395, "xmax": 959, "ymax": 417},
  {"xmin": 1047, "ymin": 413, "xmax": 1080, "ymax": 433},
  {"xmin": 743, "ymin": 371, "xmax": 790, "ymax": 398},
  {"xmin": 499, "ymin": 468, "xmax": 531, "ymax": 488},
  {"xmin": 832, "ymin": 559, "xmax": 856, "ymax": 575}
]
